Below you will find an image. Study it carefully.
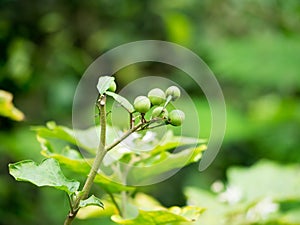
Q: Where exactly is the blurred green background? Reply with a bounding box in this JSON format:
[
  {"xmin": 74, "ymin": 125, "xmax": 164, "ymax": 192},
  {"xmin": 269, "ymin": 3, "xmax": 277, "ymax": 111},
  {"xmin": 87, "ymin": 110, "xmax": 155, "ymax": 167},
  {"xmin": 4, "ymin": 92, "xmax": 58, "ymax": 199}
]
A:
[{"xmin": 1, "ymin": 0, "xmax": 300, "ymax": 224}]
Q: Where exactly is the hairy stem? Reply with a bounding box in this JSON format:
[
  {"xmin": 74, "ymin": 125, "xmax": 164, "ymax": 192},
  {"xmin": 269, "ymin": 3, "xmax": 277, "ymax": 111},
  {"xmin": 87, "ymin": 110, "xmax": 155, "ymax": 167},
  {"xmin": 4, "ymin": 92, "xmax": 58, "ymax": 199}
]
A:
[{"xmin": 64, "ymin": 95, "xmax": 107, "ymax": 225}]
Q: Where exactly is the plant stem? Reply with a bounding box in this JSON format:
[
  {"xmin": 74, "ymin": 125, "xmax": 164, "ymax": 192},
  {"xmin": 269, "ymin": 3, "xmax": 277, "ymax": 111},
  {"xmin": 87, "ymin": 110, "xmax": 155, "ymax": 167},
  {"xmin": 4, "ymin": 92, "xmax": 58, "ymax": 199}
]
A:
[
  {"xmin": 121, "ymin": 190, "xmax": 127, "ymax": 217},
  {"xmin": 63, "ymin": 98, "xmax": 153, "ymax": 225},
  {"xmin": 120, "ymin": 162, "xmax": 131, "ymax": 218},
  {"xmin": 107, "ymin": 191, "xmax": 122, "ymax": 217},
  {"xmin": 63, "ymin": 95, "xmax": 107, "ymax": 225}
]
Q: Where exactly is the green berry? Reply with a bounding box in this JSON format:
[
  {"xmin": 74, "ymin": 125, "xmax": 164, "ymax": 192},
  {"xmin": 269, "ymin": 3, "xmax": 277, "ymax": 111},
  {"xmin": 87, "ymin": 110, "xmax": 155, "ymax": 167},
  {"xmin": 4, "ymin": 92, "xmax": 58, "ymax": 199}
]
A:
[
  {"xmin": 108, "ymin": 81, "xmax": 117, "ymax": 92},
  {"xmin": 134, "ymin": 96, "xmax": 151, "ymax": 113},
  {"xmin": 152, "ymin": 106, "xmax": 168, "ymax": 119},
  {"xmin": 169, "ymin": 109, "xmax": 185, "ymax": 126},
  {"xmin": 148, "ymin": 88, "xmax": 166, "ymax": 105},
  {"xmin": 165, "ymin": 86, "xmax": 181, "ymax": 101}
]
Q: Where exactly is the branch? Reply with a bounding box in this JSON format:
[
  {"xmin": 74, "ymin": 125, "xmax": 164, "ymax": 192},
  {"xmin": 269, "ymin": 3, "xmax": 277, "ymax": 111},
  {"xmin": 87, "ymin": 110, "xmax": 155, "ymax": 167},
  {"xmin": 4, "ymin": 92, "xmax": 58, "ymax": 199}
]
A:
[
  {"xmin": 105, "ymin": 122, "xmax": 144, "ymax": 152},
  {"xmin": 64, "ymin": 95, "xmax": 107, "ymax": 225}
]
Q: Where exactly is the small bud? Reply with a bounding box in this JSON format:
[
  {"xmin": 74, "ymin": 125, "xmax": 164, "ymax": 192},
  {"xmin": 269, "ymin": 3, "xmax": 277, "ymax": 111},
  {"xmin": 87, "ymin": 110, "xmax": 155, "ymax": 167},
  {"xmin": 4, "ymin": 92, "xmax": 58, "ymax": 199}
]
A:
[
  {"xmin": 169, "ymin": 109, "xmax": 185, "ymax": 126},
  {"xmin": 108, "ymin": 81, "xmax": 117, "ymax": 92},
  {"xmin": 148, "ymin": 88, "xmax": 166, "ymax": 105},
  {"xmin": 151, "ymin": 106, "xmax": 168, "ymax": 119},
  {"xmin": 165, "ymin": 86, "xmax": 181, "ymax": 101},
  {"xmin": 133, "ymin": 96, "xmax": 151, "ymax": 113}
]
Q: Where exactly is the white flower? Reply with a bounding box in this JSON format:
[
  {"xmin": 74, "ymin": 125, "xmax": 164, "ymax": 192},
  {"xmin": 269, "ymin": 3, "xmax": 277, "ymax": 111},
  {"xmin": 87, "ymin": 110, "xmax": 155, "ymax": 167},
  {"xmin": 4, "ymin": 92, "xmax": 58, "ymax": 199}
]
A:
[
  {"xmin": 246, "ymin": 197, "xmax": 279, "ymax": 222},
  {"xmin": 131, "ymin": 132, "xmax": 142, "ymax": 139},
  {"xmin": 118, "ymin": 131, "xmax": 141, "ymax": 148},
  {"xmin": 218, "ymin": 185, "xmax": 243, "ymax": 205},
  {"xmin": 142, "ymin": 131, "xmax": 156, "ymax": 143},
  {"xmin": 211, "ymin": 180, "xmax": 225, "ymax": 193},
  {"xmin": 117, "ymin": 147, "xmax": 132, "ymax": 154}
]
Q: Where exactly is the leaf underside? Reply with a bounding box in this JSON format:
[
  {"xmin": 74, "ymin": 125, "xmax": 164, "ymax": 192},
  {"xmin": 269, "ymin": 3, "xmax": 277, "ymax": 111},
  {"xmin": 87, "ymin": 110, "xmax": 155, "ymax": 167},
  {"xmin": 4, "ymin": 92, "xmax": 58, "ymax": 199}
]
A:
[
  {"xmin": 106, "ymin": 91, "xmax": 135, "ymax": 113},
  {"xmin": 97, "ymin": 76, "xmax": 115, "ymax": 95},
  {"xmin": 79, "ymin": 195, "xmax": 104, "ymax": 209}
]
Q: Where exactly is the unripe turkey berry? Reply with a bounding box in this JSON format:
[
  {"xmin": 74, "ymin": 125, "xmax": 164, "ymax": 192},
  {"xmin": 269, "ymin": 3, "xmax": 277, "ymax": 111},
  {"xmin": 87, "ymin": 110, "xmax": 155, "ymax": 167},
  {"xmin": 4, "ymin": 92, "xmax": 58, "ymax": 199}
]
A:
[
  {"xmin": 148, "ymin": 88, "xmax": 166, "ymax": 105},
  {"xmin": 151, "ymin": 106, "xmax": 168, "ymax": 119},
  {"xmin": 108, "ymin": 81, "xmax": 117, "ymax": 92},
  {"xmin": 169, "ymin": 109, "xmax": 185, "ymax": 126},
  {"xmin": 165, "ymin": 86, "xmax": 181, "ymax": 101},
  {"xmin": 133, "ymin": 96, "xmax": 151, "ymax": 113}
]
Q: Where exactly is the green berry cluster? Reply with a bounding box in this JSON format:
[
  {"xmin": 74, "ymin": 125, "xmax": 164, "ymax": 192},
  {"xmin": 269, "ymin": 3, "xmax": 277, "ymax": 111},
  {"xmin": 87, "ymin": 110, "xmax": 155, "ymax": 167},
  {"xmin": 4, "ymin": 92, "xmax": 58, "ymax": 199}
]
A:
[
  {"xmin": 97, "ymin": 76, "xmax": 185, "ymax": 128},
  {"xmin": 133, "ymin": 86, "xmax": 185, "ymax": 126}
]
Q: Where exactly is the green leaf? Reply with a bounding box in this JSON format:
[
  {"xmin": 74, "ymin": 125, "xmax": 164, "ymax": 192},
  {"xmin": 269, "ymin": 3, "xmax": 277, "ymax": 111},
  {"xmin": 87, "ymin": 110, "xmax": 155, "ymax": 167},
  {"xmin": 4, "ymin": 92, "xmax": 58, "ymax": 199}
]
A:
[
  {"xmin": 33, "ymin": 121, "xmax": 79, "ymax": 149},
  {"xmin": 106, "ymin": 91, "xmax": 135, "ymax": 113},
  {"xmin": 184, "ymin": 187, "xmax": 228, "ymax": 225},
  {"xmin": 39, "ymin": 136, "xmax": 92, "ymax": 173},
  {"xmin": 33, "ymin": 121, "xmax": 118, "ymax": 154},
  {"xmin": 163, "ymin": 12, "xmax": 192, "ymax": 46},
  {"xmin": 133, "ymin": 193, "xmax": 164, "ymax": 211},
  {"xmin": 8, "ymin": 158, "xmax": 80, "ymax": 195},
  {"xmin": 79, "ymin": 195, "xmax": 104, "ymax": 209},
  {"xmin": 128, "ymin": 145, "xmax": 206, "ymax": 184},
  {"xmin": 279, "ymin": 208, "xmax": 300, "ymax": 224},
  {"xmin": 227, "ymin": 160, "xmax": 300, "ymax": 202},
  {"xmin": 133, "ymin": 192, "xmax": 205, "ymax": 221},
  {"xmin": 34, "ymin": 122, "xmax": 134, "ymax": 193},
  {"xmin": 39, "ymin": 136, "xmax": 135, "ymax": 193},
  {"xmin": 93, "ymin": 173, "xmax": 135, "ymax": 193},
  {"xmin": 185, "ymin": 161, "xmax": 300, "ymax": 225},
  {"xmin": 0, "ymin": 90, "xmax": 24, "ymax": 121},
  {"xmin": 97, "ymin": 76, "xmax": 115, "ymax": 95},
  {"xmin": 101, "ymin": 130, "xmax": 206, "ymax": 184},
  {"xmin": 77, "ymin": 199, "xmax": 117, "ymax": 219},
  {"xmin": 150, "ymin": 131, "xmax": 206, "ymax": 155},
  {"xmin": 77, "ymin": 193, "xmax": 203, "ymax": 222},
  {"xmin": 111, "ymin": 206, "xmax": 203, "ymax": 225},
  {"xmin": 207, "ymin": 34, "xmax": 300, "ymax": 90}
]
